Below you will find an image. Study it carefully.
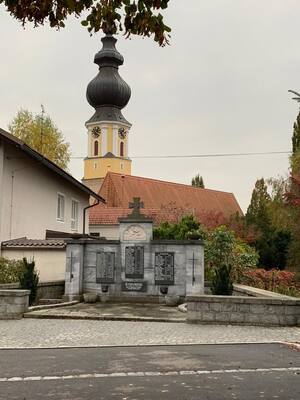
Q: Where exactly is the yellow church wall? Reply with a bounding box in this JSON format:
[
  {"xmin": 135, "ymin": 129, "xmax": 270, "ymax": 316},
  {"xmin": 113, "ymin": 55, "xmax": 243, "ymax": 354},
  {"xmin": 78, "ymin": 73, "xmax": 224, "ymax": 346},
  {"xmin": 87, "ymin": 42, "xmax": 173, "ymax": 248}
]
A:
[{"xmin": 84, "ymin": 157, "xmax": 131, "ymax": 179}]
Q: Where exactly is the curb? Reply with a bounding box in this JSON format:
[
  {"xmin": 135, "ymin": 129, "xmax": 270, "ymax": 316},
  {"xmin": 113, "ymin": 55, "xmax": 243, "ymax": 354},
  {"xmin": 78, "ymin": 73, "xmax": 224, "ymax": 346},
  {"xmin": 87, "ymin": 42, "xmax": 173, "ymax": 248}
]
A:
[
  {"xmin": 0, "ymin": 341, "xmax": 299, "ymax": 351},
  {"xmin": 23, "ymin": 313, "xmax": 186, "ymax": 323},
  {"xmin": 28, "ymin": 301, "xmax": 79, "ymax": 312}
]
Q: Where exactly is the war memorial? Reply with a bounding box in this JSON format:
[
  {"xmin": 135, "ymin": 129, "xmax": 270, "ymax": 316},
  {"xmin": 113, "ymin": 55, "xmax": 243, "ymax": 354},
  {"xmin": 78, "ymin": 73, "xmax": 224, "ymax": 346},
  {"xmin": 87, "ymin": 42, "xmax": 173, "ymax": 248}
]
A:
[{"xmin": 64, "ymin": 197, "xmax": 204, "ymax": 302}]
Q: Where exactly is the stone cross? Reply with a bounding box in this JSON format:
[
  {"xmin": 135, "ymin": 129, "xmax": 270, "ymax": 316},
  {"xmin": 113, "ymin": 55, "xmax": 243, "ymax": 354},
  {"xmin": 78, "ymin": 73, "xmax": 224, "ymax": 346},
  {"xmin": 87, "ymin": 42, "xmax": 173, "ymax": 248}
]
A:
[
  {"xmin": 129, "ymin": 197, "xmax": 144, "ymax": 217},
  {"xmin": 188, "ymin": 252, "xmax": 200, "ymax": 285}
]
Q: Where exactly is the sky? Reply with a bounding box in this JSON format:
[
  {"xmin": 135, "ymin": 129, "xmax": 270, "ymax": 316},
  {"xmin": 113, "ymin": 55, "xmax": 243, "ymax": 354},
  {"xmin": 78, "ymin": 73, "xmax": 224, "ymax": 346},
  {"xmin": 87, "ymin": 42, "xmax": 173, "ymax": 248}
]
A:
[{"xmin": 1, "ymin": 0, "xmax": 300, "ymax": 212}]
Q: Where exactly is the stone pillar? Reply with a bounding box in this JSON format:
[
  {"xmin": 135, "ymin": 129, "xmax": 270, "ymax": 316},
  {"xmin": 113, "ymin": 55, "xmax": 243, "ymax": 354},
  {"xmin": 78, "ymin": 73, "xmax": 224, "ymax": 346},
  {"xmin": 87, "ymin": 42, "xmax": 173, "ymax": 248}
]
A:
[
  {"xmin": 118, "ymin": 212, "xmax": 153, "ymax": 297},
  {"xmin": 64, "ymin": 243, "xmax": 84, "ymax": 301},
  {"xmin": 0, "ymin": 140, "xmax": 4, "ymax": 252},
  {"xmin": 185, "ymin": 244, "xmax": 204, "ymax": 296}
]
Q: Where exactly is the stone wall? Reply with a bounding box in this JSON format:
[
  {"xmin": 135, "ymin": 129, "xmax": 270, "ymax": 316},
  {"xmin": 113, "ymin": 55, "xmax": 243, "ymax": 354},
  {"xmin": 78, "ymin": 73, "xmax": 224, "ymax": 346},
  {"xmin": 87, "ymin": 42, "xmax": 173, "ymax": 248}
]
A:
[
  {"xmin": 0, "ymin": 281, "xmax": 65, "ymax": 300},
  {"xmin": 187, "ymin": 295, "xmax": 300, "ymax": 326},
  {"xmin": 0, "ymin": 289, "xmax": 30, "ymax": 319},
  {"xmin": 36, "ymin": 281, "xmax": 65, "ymax": 300}
]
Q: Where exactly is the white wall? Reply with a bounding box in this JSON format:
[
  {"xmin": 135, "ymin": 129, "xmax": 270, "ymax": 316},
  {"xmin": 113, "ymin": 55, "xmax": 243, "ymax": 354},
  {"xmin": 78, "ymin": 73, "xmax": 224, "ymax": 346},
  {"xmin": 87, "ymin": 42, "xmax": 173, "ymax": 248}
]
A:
[
  {"xmin": 89, "ymin": 224, "xmax": 119, "ymax": 240},
  {"xmin": 2, "ymin": 248, "xmax": 66, "ymax": 282},
  {"xmin": 0, "ymin": 140, "xmax": 90, "ymax": 243},
  {"xmin": 0, "ymin": 141, "xmax": 4, "ymax": 247}
]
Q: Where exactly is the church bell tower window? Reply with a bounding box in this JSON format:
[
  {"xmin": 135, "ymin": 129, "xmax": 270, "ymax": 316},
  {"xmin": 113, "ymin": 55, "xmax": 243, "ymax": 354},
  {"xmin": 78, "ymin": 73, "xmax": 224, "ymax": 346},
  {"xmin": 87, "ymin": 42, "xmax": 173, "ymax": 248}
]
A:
[
  {"xmin": 94, "ymin": 140, "xmax": 99, "ymax": 156},
  {"xmin": 120, "ymin": 141, "xmax": 124, "ymax": 157}
]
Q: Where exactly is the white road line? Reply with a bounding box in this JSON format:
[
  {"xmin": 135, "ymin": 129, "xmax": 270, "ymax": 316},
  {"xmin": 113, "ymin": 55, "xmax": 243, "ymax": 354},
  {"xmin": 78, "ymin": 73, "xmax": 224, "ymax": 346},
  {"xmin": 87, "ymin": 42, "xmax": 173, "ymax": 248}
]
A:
[{"xmin": 0, "ymin": 367, "xmax": 299, "ymax": 383}]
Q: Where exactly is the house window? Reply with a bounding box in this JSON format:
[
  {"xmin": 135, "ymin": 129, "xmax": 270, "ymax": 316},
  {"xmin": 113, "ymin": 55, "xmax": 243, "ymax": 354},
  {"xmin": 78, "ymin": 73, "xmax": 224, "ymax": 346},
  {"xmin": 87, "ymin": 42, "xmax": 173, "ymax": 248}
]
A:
[
  {"xmin": 120, "ymin": 141, "xmax": 124, "ymax": 157},
  {"xmin": 71, "ymin": 200, "xmax": 79, "ymax": 231},
  {"xmin": 94, "ymin": 140, "xmax": 99, "ymax": 156},
  {"xmin": 57, "ymin": 194, "xmax": 65, "ymax": 222}
]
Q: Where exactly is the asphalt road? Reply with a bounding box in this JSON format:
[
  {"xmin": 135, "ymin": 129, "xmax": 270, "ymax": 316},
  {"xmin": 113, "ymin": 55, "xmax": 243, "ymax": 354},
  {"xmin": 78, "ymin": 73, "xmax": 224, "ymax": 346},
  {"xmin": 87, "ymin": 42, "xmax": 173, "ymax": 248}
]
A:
[{"xmin": 0, "ymin": 343, "xmax": 299, "ymax": 399}]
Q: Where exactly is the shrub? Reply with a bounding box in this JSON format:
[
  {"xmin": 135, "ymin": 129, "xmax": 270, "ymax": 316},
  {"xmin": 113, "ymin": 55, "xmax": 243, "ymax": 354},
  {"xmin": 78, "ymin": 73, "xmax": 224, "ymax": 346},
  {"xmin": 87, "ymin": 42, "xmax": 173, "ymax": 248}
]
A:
[
  {"xmin": 211, "ymin": 264, "xmax": 233, "ymax": 295},
  {"xmin": 18, "ymin": 258, "xmax": 39, "ymax": 305},
  {"xmin": 153, "ymin": 215, "xmax": 206, "ymax": 240},
  {"xmin": 0, "ymin": 257, "xmax": 24, "ymax": 283},
  {"xmin": 205, "ymin": 226, "xmax": 258, "ymax": 282},
  {"xmin": 239, "ymin": 268, "xmax": 300, "ymax": 297}
]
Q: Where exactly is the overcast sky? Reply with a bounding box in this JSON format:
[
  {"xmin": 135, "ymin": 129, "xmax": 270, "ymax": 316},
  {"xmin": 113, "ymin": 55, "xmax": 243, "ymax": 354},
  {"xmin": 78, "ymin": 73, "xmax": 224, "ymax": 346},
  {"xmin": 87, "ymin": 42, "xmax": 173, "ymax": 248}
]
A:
[{"xmin": 1, "ymin": 0, "xmax": 300, "ymax": 211}]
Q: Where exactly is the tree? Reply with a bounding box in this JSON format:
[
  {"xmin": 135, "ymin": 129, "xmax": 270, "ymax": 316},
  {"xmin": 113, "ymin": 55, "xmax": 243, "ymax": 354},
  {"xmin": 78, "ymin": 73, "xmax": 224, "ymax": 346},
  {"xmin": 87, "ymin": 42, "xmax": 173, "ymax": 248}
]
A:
[
  {"xmin": 246, "ymin": 178, "xmax": 271, "ymax": 229},
  {"xmin": 266, "ymin": 177, "xmax": 290, "ymax": 232},
  {"xmin": 211, "ymin": 264, "xmax": 233, "ymax": 296},
  {"xmin": 285, "ymin": 109, "xmax": 300, "ymax": 274},
  {"xmin": 0, "ymin": 0, "xmax": 171, "ymax": 46},
  {"xmin": 205, "ymin": 225, "xmax": 258, "ymax": 282},
  {"xmin": 285, "ymin": 175, "xmax": 300, "ymax": 273},
  {"xmin": 292, "ymin": 111, "xmax": 300, "ymax": 154},
  {"xmin": 9, "ymin": 109, "xmax": 71, "ymax": 170},
  {"xmin": 18, "ymin": 258, "xmax": 39, "ymax": 306},
  {"xmin": 245, "ymin": 178, "xmax": 291, "ymax": 270},
  {"xmin": 191, "ymin": 174, "xmax": 205, "ymax": 188}
]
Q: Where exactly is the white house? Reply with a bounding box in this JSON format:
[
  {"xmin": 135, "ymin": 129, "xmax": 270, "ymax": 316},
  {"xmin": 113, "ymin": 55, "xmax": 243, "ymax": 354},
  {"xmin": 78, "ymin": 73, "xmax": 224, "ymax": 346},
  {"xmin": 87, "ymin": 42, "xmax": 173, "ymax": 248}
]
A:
[{"xmin": 0, "ymin": 128, "xmax": 104, "ymax": 281}]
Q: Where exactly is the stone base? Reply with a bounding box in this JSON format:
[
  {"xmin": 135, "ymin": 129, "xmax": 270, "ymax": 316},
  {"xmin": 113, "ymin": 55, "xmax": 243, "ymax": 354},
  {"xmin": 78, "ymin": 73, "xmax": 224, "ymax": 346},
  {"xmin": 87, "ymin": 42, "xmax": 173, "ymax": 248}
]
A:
[
  {"xmin": 187, "ymin": 295, "xmax": 300, "ymax": 326},
  {"xmin": 0, "ymin": 290, "xmax": 30, "ymax": 319}
]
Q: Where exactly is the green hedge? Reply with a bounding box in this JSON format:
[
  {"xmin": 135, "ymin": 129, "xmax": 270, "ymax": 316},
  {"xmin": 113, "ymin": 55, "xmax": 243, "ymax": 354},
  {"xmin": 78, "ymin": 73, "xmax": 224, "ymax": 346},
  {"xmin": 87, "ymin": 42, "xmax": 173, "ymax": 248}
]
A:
[{"xmin": 0, "ymin": 257, "xmax": 24, "ymax": 283}]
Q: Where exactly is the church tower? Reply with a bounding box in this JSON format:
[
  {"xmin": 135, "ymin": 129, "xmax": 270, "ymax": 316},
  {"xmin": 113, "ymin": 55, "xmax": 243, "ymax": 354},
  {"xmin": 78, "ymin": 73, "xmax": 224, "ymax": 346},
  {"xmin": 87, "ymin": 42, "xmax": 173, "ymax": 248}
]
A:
[{"xmin": 83, "ymin": 34, "xmax": 132, "ymax": 191}]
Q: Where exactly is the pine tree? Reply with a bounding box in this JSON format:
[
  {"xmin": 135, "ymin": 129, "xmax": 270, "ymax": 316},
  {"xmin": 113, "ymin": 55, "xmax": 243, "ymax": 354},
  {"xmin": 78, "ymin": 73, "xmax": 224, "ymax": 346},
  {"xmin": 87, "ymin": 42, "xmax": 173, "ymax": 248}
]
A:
[
  {"xmin": 245, "ymin": 178, "xmax": 285, "ymax": 268},
  {"xmin": 191, "ymin": 174, "xmax": 205, "ymax": 188},
  {"xmin": 246, "ymin": 178, "xmax": 271, "ymax": 228},
  {"xmin": 292, "ymin": 112, "xmax": 300, "ymax": 154},
  {"xmin": 287, "ymin": 111, "xmax": 300, "ymax": 273}
]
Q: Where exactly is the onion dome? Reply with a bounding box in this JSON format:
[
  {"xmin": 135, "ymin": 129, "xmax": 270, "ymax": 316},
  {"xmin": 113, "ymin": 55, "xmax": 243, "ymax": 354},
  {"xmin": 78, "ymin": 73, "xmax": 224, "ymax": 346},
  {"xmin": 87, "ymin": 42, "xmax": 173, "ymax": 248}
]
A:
[{"xmin": 86, "ymin": 34, "xmax": 131, "ymax": 125}]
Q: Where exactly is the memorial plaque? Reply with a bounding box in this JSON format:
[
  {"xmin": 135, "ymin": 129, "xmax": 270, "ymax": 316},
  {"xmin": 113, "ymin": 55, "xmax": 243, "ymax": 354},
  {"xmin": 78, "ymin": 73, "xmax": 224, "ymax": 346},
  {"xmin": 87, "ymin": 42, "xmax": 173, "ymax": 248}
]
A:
[
  {"xmin": 125, "ymin": 246, "xmax": 144, "ymax": 278},
  {"xmin": 155, "ymin": 252, "xmax": 175, "ymax": 285},
  {"xmin": 121, "ymin": 281, "xmax": 147, "ymax": 292},
  {"xmin": 96, "ymin": 252, "xmax": 115, "ymax": 283}
]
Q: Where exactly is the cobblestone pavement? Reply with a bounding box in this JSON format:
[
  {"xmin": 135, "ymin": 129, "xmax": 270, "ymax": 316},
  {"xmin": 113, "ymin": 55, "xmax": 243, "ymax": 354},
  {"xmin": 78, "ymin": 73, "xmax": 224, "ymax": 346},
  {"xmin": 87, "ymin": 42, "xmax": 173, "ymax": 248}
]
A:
[{"xmin": 0, "ymin": 319, "xmax": 299, "ymax": 348}]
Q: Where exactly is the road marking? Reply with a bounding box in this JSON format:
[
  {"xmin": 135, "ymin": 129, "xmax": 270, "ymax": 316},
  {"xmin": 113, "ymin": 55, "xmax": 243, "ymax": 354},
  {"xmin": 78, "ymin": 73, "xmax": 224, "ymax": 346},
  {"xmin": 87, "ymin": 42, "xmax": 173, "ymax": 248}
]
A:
[{"xmin": 0, "ymin": 367, "xmax": 299, "ymax": 383}]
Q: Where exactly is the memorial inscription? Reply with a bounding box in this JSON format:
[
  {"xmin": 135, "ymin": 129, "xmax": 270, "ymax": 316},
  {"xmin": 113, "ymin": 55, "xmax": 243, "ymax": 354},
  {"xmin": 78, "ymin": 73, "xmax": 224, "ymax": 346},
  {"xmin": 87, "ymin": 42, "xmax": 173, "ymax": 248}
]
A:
[
  {"xmin": 125, "ymin": 246, "xmax": 144, "ymax": 278},
  {"xmin": 155, "ymin": 252, "xmax": 175, "ymax": 285},
  {"xmin": 121, "ymin": 281, "xmax": 147, "ymax": 292},
  {"xmin": 96, "ymin": 252, "xmax": 115, "ymax": 283}
]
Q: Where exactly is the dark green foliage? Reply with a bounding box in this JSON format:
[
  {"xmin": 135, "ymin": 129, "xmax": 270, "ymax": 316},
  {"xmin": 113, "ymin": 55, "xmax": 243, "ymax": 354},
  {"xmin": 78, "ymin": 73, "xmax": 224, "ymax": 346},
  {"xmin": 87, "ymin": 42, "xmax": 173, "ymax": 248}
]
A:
[
  {"xmin": 0, "ymin": 0, "xmax": 171, "ymax": 46},
  {"xmin": 191, "ymin": 174, "xmax": 205, "ymax": 188},
  {"xmin": 246, "ymin": 178, "xmax": 271, "ymax": 229},
  {"xmin": 246, "ymin": 178, "xmax": 291, "ymax": 270},
  {"xmin": 0, "ymin": 257, "xmax": 24, "ymax": 283},
  {"xmin": 211, "ymin": 264, "xmax": 233, "ymax": 295},
  {"xmin": 153, "ymin": 215, "xmax": 205, "ymax": 240},
  {"xmin": 18, "ymin": 258, "xmax": 39, "ymax": 306},
  {"xmin": 287, "ymin": 112, "xmax": 300, "ymax": 273},
  {"xmin": 292, "ymin": 112, "xmax": 300, "ymax": 154}
]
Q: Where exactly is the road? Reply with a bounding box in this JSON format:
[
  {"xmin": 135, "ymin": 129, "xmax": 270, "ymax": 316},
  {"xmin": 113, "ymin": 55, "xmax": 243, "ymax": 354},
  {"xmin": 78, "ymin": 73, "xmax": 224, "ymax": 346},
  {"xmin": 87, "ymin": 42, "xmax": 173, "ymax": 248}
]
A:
[{"xmin": 0, "ymin": 343, "xmax": 299, "ymax": 399}]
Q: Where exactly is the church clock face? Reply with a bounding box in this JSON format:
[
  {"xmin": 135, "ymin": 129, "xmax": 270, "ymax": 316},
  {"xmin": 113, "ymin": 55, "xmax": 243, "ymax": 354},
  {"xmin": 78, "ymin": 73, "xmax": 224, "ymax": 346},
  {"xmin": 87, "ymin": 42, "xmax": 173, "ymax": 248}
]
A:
[
  {"xmin": 92, "ymin": 126, "xmax": 101, "ymax": 138},
  {"xmin": 118, "ymin": 127, "xmax": 127, "ymax": 140}
]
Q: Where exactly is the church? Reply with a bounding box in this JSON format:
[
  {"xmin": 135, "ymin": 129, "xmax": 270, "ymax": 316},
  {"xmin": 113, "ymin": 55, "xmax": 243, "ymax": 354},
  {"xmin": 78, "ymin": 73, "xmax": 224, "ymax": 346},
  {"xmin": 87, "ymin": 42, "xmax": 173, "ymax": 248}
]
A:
[{"xmin": 82, "ymin": 34, "xmax": 242, "ymax": 239}]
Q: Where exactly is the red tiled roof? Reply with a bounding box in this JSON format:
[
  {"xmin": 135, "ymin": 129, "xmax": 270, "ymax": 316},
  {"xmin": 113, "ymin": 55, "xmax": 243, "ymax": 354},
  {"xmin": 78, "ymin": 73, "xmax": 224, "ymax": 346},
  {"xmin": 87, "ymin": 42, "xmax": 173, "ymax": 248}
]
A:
[
  {"xmin": 1, "ymin": 238, "xmax": 66, "ymax": 249},
  {"xmin": 89, "ymin": 173, "xmax": 243, "ymax": 226}
]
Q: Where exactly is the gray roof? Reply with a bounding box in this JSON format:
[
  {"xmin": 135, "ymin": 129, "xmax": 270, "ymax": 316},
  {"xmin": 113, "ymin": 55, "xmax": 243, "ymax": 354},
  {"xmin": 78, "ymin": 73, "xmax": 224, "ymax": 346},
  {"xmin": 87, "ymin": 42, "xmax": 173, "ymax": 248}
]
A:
[
  {"xmin": 0, "ymin": 128, "xmax": 105, "ymax": 203},
  {"xmin": 1, "ymin": 237, "xmax": 66, "ymax": 249}
]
